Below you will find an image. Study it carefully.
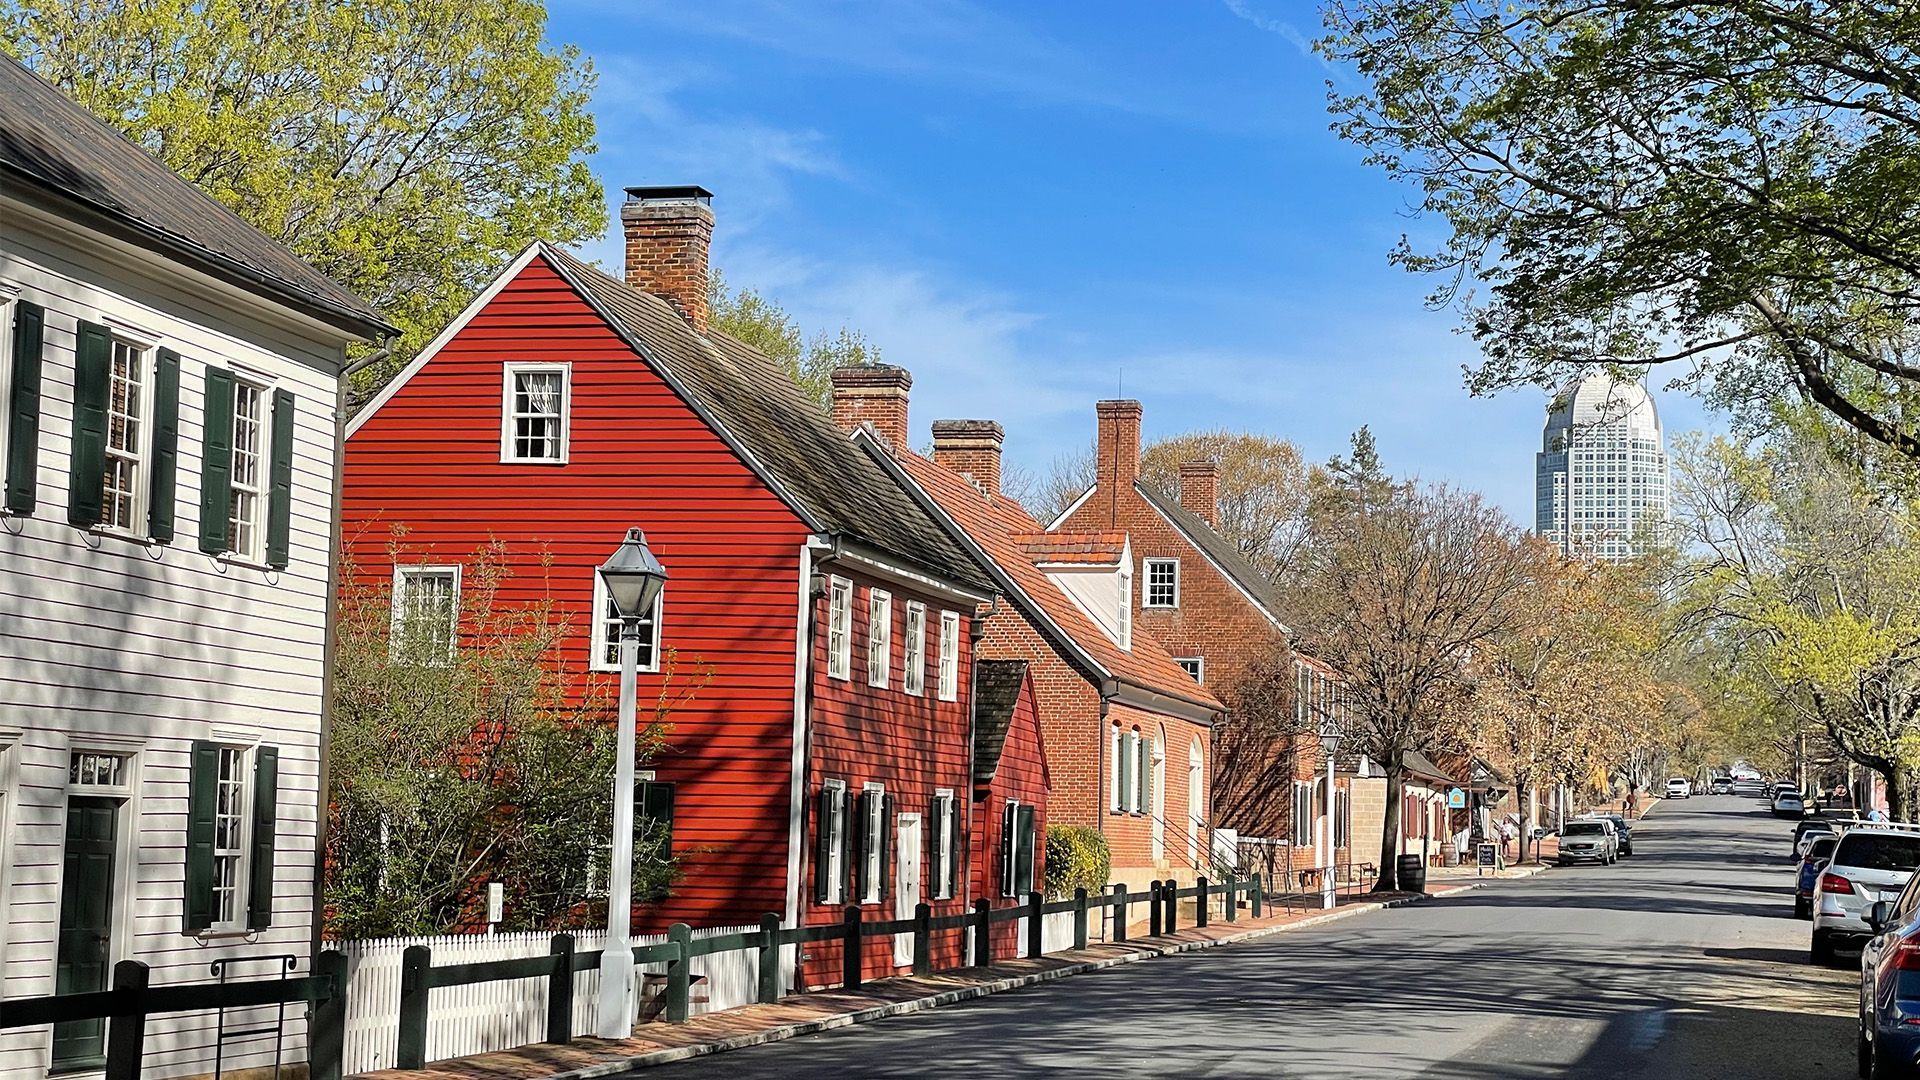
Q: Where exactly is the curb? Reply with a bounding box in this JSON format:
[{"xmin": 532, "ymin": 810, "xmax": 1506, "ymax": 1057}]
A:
[{"xmin": 541, "ymin": 890, "xmax": 1477, "ymax": 1079}]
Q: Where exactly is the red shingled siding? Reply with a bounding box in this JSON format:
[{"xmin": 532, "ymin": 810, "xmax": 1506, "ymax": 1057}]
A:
[{"xmin": 341, "ymin": 254, "xmax": 812, "ymax": 932}]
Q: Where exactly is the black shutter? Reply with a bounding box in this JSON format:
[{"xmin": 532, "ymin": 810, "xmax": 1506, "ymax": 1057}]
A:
[
  {"xmin": 265, "ymin": 388, "xmax": 294, "ymax": 568},
  {"xmin": 6, "ymin": 300, "xmax": 44, "ymax": 513},
  {"xmin": 877, "ymin": 793, "xmax": 893, "ymax": 903},
  {"xmin": 948, "ymin": 799, "xmax": 962, "ymax": 899},
  {"xmin": 814, "ymin": 787, "xmax": 836, "ymax": 904},
  {"xmin": 1015, "ymin": 804, "xmax": 1037, "ymax": 896},
  {"xmin": 927, "ymin": 796, "xmax": 945, "ymax": 898},
  {"xmin": 197, "ymin": 368, "xmax": 233, "ymax": 553},
  {"xmin": 852, "ymin": 790, "xmax": 871, "ymax": 902},
  {"xmin": 1000, "ymin": 803, "xmax": 1016, "ymax": 896},
  {"xmin": 246, "ymin": 747, "xmax": 278, "ymax": 929},
  {"xmin": 66, "ymin": 321, "xmax": 110, "ymax": 528},
  {"xmin": 184, "ymin": 741, "xmax": 219, "ymax": 931},
  {"xmin": 640, "ymin": 781, "xmax": 676, "ymax": 854},
  {"xmin": 147, "ymin": 348, "xmax": 180, "ymax": 542}
]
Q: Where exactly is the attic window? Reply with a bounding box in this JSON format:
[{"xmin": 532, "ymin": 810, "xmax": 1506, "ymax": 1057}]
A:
[
  {"xmin": 502, "ymin": 363, "xmax": 569, "ymax": 463},
  {"xmin": 1143, "ymin": 558, "xmax": 1179, "ymax": 608}
]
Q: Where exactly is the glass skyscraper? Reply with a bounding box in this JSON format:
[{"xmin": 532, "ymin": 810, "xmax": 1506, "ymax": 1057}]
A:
[{"xmin": 1535, "ymin": 373, "xmax": 1669, "ymax": 561}]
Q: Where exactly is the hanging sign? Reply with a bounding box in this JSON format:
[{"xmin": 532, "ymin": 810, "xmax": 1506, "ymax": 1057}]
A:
[{"xmin": 1447, "ymin": 787, "xmax": 1467, "ymax": 809}]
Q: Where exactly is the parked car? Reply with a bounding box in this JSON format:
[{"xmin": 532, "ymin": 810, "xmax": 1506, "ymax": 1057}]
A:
[
  {"xmin": 1711, "ymin": 776, "xmax": 1733, "ymax": 794},
  {"xmin": 1775, "ymin": 791, "xmax": 1809, "ymax": 819},
  {"xmin": 1856, "ymin": 870, "xmax": 1920, "ymax": 1076},
  {"xmin": 1795, "ymin": 818, "xmax": 1841, "ymax": 859},
  {"xmin": 1593, "ymin": 812, "xmax": 1634, "ymax": 856},
  {"xmin": 1797, "ymin": 835, "xmax": 1838, "ymax": 918},
  {"xmin": 1666, "ymin": 777, "xmax": 1692, "ymax": 799},
  {"xmin": 1813, "ymin": 826, "xmax": 1920, "ymax": 965},
  {"xmin": 1557, "ymin": 819, "xmax": 1619, "ymax": 866}
]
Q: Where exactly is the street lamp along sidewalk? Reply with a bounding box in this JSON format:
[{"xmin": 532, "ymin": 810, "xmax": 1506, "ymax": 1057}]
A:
[
  {"xmin": 596, "ymin": 528, "xmax": 670, "ymax": 1039},
  {"xmin": 1319, "ymin": 710, "xmax": 1342, "ymax": 911}
]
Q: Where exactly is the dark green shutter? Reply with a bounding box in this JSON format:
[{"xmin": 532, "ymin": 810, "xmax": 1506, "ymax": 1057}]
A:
[
  {"xmin": 852, "ymin": 790, "xmax": 871, "ymax": 902},
  {"xmin": 876, "ymin": 793, "xmax": 892, "ymax": 903},
  {"xmin": 265, "ymin": 389, "xmax": 294, "ymax": 568},
  {"xmin": 1000, "ymin": 803, "xmax": 1016, "ymax": 896},
  {"xmin": 639, "ymin": 780, "xmax": 676, "ymax": 853},
  {"xmin": 948, "ymin": 800, "xmax": 962, "ymax": 898},
  {"xmin": 246, "ymin": 747, "xmax": 278, "ymax": 929},
  {"xmin": 814, "ymin": 787, "xmax": 836, "ymax": 904},
  {"xmin": 197, "ymin": 368, "xmax": 233, "ymax": 553},
  {"xmin": 1014, "ymin": 805, "xmax": 1036, "ymax": 896},
  {"xmin": 147, "ymin": 348, "xmax": 180, "ymax": 542},
  {"xmin": 66, "ymin": 321, "xmax": 110, "ymax": 528},
  {"xmin": 928, "ymin": 796, "xmax": 946, "ymax": 898},
  {"xmin": 185, "ymin": 740, "xmax": 219, "ymax": 931},
  {"xmin": 6, "ymin": 300, "xmax": 44, "ymax": 513}
]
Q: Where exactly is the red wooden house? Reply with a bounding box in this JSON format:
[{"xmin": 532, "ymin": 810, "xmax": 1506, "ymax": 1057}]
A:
[
  {"xmin": 341, "ymin": 186, "xmax": 1006, "ymax": 989},
  {"xmin": 969, "ymin": 660, "xmax": 1048, "ymax": 955}
]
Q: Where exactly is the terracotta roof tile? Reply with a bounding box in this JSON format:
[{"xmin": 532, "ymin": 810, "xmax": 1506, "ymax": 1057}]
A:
[{"xmin": 1010, "ymin": 531, "xmax": 1126, "ymax": 565}]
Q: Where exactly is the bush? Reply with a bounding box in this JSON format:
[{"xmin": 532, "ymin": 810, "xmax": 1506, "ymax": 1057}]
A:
[{"xmin": 1044, "ymin": 825, "xmax": 1110, "ymax": 898}]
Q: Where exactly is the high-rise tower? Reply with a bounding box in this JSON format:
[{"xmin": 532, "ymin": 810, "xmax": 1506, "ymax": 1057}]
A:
[{"xmin": 1535, "ymin": 374, "xmax": 1669, "ymax": 561}]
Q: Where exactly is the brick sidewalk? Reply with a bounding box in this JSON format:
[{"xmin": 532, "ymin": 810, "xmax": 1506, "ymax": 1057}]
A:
[{"xmin": 354, "ymin": 886, "xmax": 1479, "ymax": 1080}]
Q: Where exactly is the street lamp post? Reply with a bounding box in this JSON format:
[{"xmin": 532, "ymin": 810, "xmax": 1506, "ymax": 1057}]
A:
[
  {"xmin": 595, "ymin": 528, "xmax": 669, "ymax": 1040},
  {"xmin": 1319, "ymin": 714, "xmax": 1342, "ymax": 911}
]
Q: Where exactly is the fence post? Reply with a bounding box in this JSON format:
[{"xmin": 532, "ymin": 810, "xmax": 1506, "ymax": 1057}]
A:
[
  {"xmin": 757, "ymin": 913, "xmax": 784, "ymax": 1004},
  {"xmin": 1223, "ymin": 874, "xmax": 1237, "ymax": 923},
  {"xmin": 1026, "ymin": 891, "xmax": 1044, "ymax": 958},
  {"xmin": 1251, "ymin": 874, "xmax": 1264, "ymax": 918},
  {"xmin": 1148, "ymin": 881, "xmax": 1163, "ymax": 937},
  {"xmin": 665, "ymin": 924, "xmax": 693, "ymax": 1023},
  {"xmin": 396, "ymin": 945, "xmax": 431, "ymax": 1070},
  {"xmin": 310, "ymin": 951, "xmax": 348, "ymax": 1080},
  {"xmin": 104, "ymin": 960, "xmax": 148, "ymax": 1080},
  {"xmin": 972, "ymin": 898, "xmax": 992, "ymax": 967},
  {"xmin": 546, "ymin": 934, "xmax": 575, "ymax": 1044},
  {"xmin": 1196, "ymin": 876, "xmax": 1210, "ymax": 929},
  {"xmin": 842, "ymin": 905, "xmax": 864, "ymax": 991},
  {"xmin": 1073, "ymin": 887, "xmax": 1089, "ymax": 950},
  {"xmin": 1111, "ymin": 884, "xmax": 1128, "ymax": 943},
  {"xmin": 1165, "ymin": 881, "xmax": 1179, "ymax": 934},
  {"xmin": 912, "ymin": 902, "xmax": 932, "ymax": 976}
]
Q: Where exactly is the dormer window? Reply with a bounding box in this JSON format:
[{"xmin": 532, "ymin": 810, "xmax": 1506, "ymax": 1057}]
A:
[
  {"xmin": 1117, "ymin": 561, "xmax": 1133, "ymax": 650},
  {"xmin": 501, "ymin": 363, "xmax": 569, "ymax": 463}
]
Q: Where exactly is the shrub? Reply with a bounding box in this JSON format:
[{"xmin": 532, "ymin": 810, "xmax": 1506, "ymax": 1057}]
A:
[{"xmin": 1044, "ymin": 825, "xmax": 1110, "ymax": 898}]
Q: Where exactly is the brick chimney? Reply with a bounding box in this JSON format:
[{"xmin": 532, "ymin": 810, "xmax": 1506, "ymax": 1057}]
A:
[
  {"xmin": 1095, "ymin": 400, "xmax": 1142, "ymax": 524},
  {"xmin": 831, "ymin": 365, "xmax": 912, "ymax": 452},
  {"xmin": 621, "ymin": 185, "xmax": 714, "ymax": 332},
  {"xmin": 931, "ymin": 420, "xmax": 1005, "ymax": 496},
  {"xmin": 1179, "ymin": 460, "xmax": 1220, "ymax": 526}
]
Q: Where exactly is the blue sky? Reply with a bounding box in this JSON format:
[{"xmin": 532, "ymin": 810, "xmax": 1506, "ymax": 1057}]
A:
[{"xmin": 546, "ymin": 0, "xmax": 1717, "ymax": 522}]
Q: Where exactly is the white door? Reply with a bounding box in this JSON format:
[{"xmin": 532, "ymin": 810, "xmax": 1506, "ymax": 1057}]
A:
[{"xmin": 894, "ymin": 813, "xmax": 922, "ymax": 966}]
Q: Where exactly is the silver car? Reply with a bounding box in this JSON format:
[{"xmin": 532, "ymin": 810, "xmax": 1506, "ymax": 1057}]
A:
[
  {"xmin": 1557, "ymin": 818, "xmax": 1619, "ymax": 866},
  {"xmin": 1813, "ymin": 827, "xmax": 1920, "ymax": 965}
]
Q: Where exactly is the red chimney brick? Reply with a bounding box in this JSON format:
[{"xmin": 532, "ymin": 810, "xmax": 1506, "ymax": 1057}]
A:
[
  {"xmin": 1094, "ymin": 400, "xmax": 1142, "ymax": 526},
  {"xmin": 621, "ymin": 185, "xmax": 714, "ymax": 332},
  {"xmin": 1179, "ymin": 460, "xmax": 1220, "ymax": 526},
  {"xmin": 831, "ymin": 365, "xmax": 912, "ymax": 451},
  {"xmin": 931, "ymin": 419, "xmax": 1005, "ymax": 496}
]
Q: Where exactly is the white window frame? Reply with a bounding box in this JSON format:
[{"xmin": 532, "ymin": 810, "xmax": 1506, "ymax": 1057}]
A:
[
  {"xmin": 590, "ymin": 570, "xmax": 664, "ymax": 673},
  {"xmin": 1291, "ymin": 781, "xmax": 1315, "ymax": 847},
  {"xmin": 826, "ymin": 576, "xmax": 853, "ymax": 680},
  {"xmin": 1132, "ymin": 729, "xmax": 1148, "ymax": 816},
  {"xmin": 1143, "ymin": 558, "xmax": 1180, "ymax": 608},
  {"xmin": 867, "ymin": 589, "xmax": 892, "ymax": 689},
  {"xmin": 860, "ymin": 782, "xmax": 886, "ymax": 905},
  {"xmin": 98, "ymin": 335, "xmax": 152, "ymax": 536},
  {"xmin": 931, "ymin": 789, "xmax": 956, "ymax": 900},
  {"xmin": 903, "ymin": 602, "xmax": 927, "ymax": 697},
  {"xmin": 821, "ymin": 779, "xmax": 848, "ymax": 906},
  {"xmin": 224, "ymin": 374, "xmax": 270, "ymax": 561},
  {"xmin": 937, "ymin": 611, "xmax": 960, "ymax": 701},
  {"xmin": 1176, "ymin": 657, "xmax": 1205, "ymax": 684},
  {"xmin": 1117, "ymin": 562, "xmax": 1133, "ymax": 649},
  {"xmin": 500, "ymin": 362, "xmax": 570, "ymax": 464},
  {"xmin": 209, "ymin": 744, "xmax": 254, "ymax": 931},
  {"xmin": 389, "ymin": 564, "xmax": 461, "ymax": 665},
  {"xmin": 1110, "ymin": 724, "xmax": 1126, "ymax": 813}
]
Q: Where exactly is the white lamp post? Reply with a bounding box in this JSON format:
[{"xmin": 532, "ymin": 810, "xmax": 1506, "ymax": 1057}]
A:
[
  {"xmin": 595, "ymin": 528, "xmax": 669, "ymax": 1040},
  {"xmin": 1319, "ymin": 713, "xmax": 1343, "ymax": 911}
]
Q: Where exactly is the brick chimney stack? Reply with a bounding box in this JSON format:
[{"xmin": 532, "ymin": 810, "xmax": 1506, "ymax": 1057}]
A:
[
  {"xmin": 931, "ymin": 420, "xmax": 1005, "ymax": 496},
  {"xmin": 830, "ymin": 365, "xmax": 913, "ymax": 452},
  {"xmin": 621, "ymin": 185, "xmax": 714, "ymax": 332},
  {"xmin": 1095, "ymin": 400, "xmax": 1142, "ymax": 524},
  {"xmin": 1179, "ymin": 460, "xmax": 1220, "ymax": 526}
]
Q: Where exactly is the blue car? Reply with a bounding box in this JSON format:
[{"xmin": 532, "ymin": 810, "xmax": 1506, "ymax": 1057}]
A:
[
  {"xmin": 1860, "ymin": 875, "xmax": 1920, "ymax": 1077},
  {"xmin": 1800, "ymin": 835, "xmax": 1839, "ymax": 918}
]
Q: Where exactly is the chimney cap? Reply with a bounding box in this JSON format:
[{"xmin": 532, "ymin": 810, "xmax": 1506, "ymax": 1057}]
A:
[
  {"xmin": 831, "ymin": 363, "xmax": 912, "ymax": 390},
  {"xmin": 624, "ymin": 185, "xmax": 714, "ymax": 206},
  {"xmin": 1179, "ymin": 459, "xmax": 1220, "ymax": 476},
  {"xmin": 932, "ymin": 419, "xmax": 1004, "ymax": 441},
  {"xmin": 1096, "ymin": 399, "xmax": 1143, "ymax": 417}
]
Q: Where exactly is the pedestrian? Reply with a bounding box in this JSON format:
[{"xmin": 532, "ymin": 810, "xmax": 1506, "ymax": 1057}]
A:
[{"xmin": 1870, "ymin": 807, "xmax": 1889, "ymax": 822}]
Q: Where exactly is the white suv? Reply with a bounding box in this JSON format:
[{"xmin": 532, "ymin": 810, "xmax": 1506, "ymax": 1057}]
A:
[
  {"xmin": 1665, "ymin": 777, "xmax": 1691, "ymax": 799},
  {"xmin": 1812, "ymin": 825, "xmax": 1920, "ymax": 965}
]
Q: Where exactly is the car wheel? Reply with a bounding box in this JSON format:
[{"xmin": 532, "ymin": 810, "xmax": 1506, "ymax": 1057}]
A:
[
  {"xmin": 1871, "ymin": 1033, "xmax": 1910, "ymax": 1080},
  {"xmin": 1795, "ymin": 896, "xmax": 1811, "ymax": 919},
  {"xmin": 1814, "ymin": 930, "xmax": 1838, "ymax": 967}
]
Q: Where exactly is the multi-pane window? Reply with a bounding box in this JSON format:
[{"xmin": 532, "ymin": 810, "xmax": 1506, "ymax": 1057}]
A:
[
  {"xmin": 937, "ymin": 611, "xmax": 960, "ymax": 701},
  {"xmin": 1000, "ymin": 800, "xmax": 1037, "ymax": 898},
  {"xmin": 392, "ymin": 566, "xmax": 459, "ymax": 664},
  {"xmin": 502, "ymin": 364, "xmax": 568, "ymax": 463},
  {"xmin": 1117, "ymin": 563, "xmax": 1133, "ymax": 648},
  {"xmin": 931, "ymin": 790, "xmax": 957, "ymax": 900},
  {"xmin": 592, "ymin": 571, "xmax": 661, "ymax": 672},
  {"xmin": 227, "ymin": 379, "xmax": 265, "ymax": 558},
  {"xmin": 1291, "ymin": 781, "xmax": 1315, "ymax": 847},
  {"xmin": 1111, "ymin": 724, "xmax": 1127, "ymax": 813},
  {"xmin": 69, "ymin": 751, "xmax": 129, "ymax": 788},
  {"xmin": 903, "ymin": 602, "xmax": 927, "ymax": 696},
  {"xmin": 867, "ymin": 590, "xmax": 892, "ymax": 688},
  {"xmin": 816, "ymin": 780, "xmax": 847, "ymax": 905},
  {"xmin": 1134, "ymin": 730, "xmax": 1152, "ymax": 817},
  {"xmin": 101, "ymin": 339, "xmax": 145, "ymax": 531},
  {"xmin": 827, "ymin": 577, "xmax": 853, "ymax": 680},
  {"xmin": 859, "ymin": 784, "xmax": 886, "ymax": 904},
  {"xmin": 1176, "ymin": 657, "xmax": 1204, "ymax": 683},
  {"xmin": 212, "ymin": 746, "xmax": 248, "ymax": 925},
  {"xmin": 1143, "ymin": 558, "xmax": 1179, "ymax": 608}
]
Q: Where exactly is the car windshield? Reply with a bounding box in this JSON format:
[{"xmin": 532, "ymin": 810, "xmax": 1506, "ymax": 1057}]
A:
[
  {"xmin": 1779, "ymin": 795, "xmax": 1804, "ymax": 804},
  {"xmin": 1807, "ymin": 837, "xmax": 1838, "ymax": 861},
  {"xmin": 1836, "ymin": 833, "xmax": 1920, "ymax": 872},
  {"xmin": 1564, "ymin": 822, "xmax": 1607, "ymax": 837}
]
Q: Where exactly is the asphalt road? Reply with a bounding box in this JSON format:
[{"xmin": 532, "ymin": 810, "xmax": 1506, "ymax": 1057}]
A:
[{"xmin": 646, "ymin": 796, "xmax": 1858, "ymax": 1078}]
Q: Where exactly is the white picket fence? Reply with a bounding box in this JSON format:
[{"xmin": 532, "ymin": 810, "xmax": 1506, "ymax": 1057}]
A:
[{"xmin": 324, "ymin": 925, "xmax": 763, "ymax": 1075}]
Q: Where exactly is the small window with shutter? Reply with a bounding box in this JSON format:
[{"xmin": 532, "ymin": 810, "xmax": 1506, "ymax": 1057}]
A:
[
  {"xmin": 815, "ymin": 780, "xmax": 847, "ymax": 905},
  {"xmin": 184, "ymin": 741, "xmax": 277, "ymax": 932}
]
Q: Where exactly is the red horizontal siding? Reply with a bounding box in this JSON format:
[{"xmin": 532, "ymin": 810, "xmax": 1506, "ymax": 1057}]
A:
[{"xmin": 342, "ymin": 254, "xmax": 812, "ymax": 931}]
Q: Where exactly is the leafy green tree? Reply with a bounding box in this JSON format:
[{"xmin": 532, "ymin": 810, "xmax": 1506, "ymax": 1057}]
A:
[
  {"xmin": 1321, "ymin": 0, "xmax": 1920, "ymax": 458},
  {"xmin": 708, "ymin": 270, "xmax": 881, "ymax": 406},
  {"xmin": 1, "ymin": 0, "xmax": 604, "ymax": 392}
]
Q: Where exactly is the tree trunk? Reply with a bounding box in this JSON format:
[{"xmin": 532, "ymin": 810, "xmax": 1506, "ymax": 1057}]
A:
[
  {"xmin": 1887, "ymin": 765, "xmax": 1918, "ymax": 822},
  {"xmin": 1514, "ymin": 769, "xmax": 1532, "ymax": 865},
  {"xmin": 1375, "ymin": 758, "xmax": 1405, "ymax": 892}
]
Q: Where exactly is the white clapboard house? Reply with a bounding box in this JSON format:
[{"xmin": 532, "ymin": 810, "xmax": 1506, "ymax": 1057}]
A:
[{"xmin": 0, "ymin": 56, "xmax": 390, "ymax": 1080}]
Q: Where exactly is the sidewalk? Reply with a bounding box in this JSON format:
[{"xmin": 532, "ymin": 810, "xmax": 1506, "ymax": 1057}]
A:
[{"xmin": 354, "ymin": 883, "xmax": 1493, "ymax": 1080}]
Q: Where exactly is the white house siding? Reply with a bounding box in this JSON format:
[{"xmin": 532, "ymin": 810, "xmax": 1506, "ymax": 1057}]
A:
[{"xmin": 0, "ymin": 201, "xmax": 348, "ymax": 1080}]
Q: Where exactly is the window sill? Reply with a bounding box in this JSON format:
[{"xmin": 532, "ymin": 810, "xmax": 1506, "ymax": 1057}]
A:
[
  {"xmin": 195, "ymin": 927, "xmax": 258, "ymax": 941},
  {"xmin": 89, "ymin": 525, "xmax": 155, "ymax": 545},
  {"xmin": 217, "ymin": 554, "xmax": 276, "ymax": 573}
]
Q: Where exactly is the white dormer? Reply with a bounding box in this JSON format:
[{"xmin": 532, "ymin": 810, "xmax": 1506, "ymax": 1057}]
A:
[{"xmin": 1037, "ymin": 534, "xmax": 1135, "ymax": 651}]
